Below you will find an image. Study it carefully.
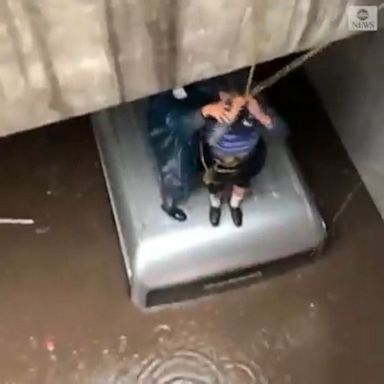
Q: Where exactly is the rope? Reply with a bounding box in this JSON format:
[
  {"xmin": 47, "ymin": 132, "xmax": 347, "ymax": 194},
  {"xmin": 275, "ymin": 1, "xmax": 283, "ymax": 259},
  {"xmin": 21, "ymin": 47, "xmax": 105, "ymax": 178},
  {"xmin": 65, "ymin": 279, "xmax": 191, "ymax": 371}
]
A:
[
  {"xmin": 245, "ymin": 63, "xmax": 256, "ymax": 96},
  {"xmin": 247, "ymin": 2, "xmax": 384, "ymax": 96},
  {"xmin": 250, "ymin": 44, "xmax": 329, "ymax": 96}
]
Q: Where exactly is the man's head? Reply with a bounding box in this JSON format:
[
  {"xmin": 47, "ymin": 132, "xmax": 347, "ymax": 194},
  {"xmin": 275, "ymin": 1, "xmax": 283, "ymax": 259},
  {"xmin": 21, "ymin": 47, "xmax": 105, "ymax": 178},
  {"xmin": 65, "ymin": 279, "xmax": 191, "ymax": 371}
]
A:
[
  {"xmin": 216, "ymin": 71, "xmax": 245, "ymax": 101},
  {"xmin": 189, "ymin": 68, "xmax": 249, "ymax": 103},
  {"xmin": 197, "ymin": 68, "xmax": 247, "ymax": 102}
]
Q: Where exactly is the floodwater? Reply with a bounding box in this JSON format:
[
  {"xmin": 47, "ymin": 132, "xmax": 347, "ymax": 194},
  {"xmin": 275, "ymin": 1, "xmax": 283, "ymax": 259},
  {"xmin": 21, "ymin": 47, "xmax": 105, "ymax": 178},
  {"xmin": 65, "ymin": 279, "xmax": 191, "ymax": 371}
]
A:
[{"xmin": 0, "ymin": 71, "xmax": 383, "ymax": 383}]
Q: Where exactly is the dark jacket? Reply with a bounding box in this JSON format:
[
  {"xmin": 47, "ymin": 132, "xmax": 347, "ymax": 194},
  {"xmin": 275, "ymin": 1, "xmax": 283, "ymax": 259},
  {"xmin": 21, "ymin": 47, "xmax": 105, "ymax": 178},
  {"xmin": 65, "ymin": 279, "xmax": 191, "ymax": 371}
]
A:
[{"xmin": 147, "ymin": 83, "xmax": 212, "ymax": 203}]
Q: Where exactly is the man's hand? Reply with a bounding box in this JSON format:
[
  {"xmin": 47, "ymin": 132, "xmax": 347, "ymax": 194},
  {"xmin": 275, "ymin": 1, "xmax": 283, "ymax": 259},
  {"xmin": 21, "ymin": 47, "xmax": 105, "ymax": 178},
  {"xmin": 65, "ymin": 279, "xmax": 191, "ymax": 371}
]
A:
[
  {"xmin": 202, "ymin": 97, "xmax": 246, "ymax": 124},
  {"xmin": 247, "ymin": 96, "xmax": 273, "ymax": 128}
]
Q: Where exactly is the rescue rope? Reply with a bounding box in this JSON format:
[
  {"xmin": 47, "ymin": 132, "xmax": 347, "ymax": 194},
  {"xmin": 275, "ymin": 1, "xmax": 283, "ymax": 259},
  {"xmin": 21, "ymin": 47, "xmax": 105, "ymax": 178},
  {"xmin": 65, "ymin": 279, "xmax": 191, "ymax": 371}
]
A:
[
  {"xmin": 247, "ymin": 2, "xmax": 384, "ymax": 96},
  {"xmin": 245, "ymin": 61, "xmax": 256, "ymax": 96},
  {"xmin": 250, "ymin": 45, "xmax": 328, "ymax": 96}
]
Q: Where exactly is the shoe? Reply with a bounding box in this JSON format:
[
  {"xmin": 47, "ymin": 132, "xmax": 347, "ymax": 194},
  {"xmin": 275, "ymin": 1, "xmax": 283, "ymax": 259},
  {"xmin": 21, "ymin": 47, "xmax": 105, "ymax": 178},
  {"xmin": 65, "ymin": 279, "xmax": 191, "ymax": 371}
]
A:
[
  {"xmin": 161, "ymin": 204, "xmax": 187, "ymax": 222},
  {"xmin": 209, "ymin": 206, "xmax": 221, "ymax": 227},
  {"xmin": 230, "ymin": 207, "xmax": 243, "ymax": 227}
]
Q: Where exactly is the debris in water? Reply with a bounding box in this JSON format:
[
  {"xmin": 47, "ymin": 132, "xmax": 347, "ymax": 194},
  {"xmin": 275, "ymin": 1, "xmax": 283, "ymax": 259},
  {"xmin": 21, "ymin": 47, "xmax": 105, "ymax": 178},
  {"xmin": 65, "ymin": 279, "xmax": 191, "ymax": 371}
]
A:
[
  {"xmin": 262, "ymin": 339, "xmax": 270, "ymax": 349},
  {"xmin": 49, "ymin": 353, "xmax": 57, "ymax": 362},
  {"xmin": 0, "ymin": 218, "xmax": 34, "ymax": 225},
  {"xmin": 45, "ymin": 337, "xmax": 55, "ymax": 352},
  {"xmin": 154, "ymin": 324, "xmax": 172, "ymax": 333},
  {"xmin": 309, "ymin": 302, "xmax": 318, "ymax": 318},
  {"xmin": 29, "ymin": 336, "xmax": 38, "ymax": 350},
  {"xmin": 35, "ymin": 226, "xmax": 50, "ymax": 235},
  {"xmin": 102, "ymin": 349, "xmax": 109, "ymax": 355},
  {"xmin": 118, "ymin": 335, "xmax": 127, "ymax": 354},
  {"xmin": 285, "ymin": 331, "xmax": 297, "ymax": 347},
  {"xmin": 28, "ymin": 367, "xmax": 37, "ymax": 375},
  {"xmin": 154, "ymin": 324, "xmax": 172, "ymax": 344}
]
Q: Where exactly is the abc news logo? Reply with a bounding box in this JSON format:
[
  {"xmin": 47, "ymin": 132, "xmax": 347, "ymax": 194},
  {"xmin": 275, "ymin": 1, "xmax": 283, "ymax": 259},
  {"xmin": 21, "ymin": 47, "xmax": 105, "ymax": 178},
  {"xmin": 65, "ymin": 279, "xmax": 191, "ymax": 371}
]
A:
[{"xmin": 348, "ymin": 6, "xmax": 378, "ymax": 31}]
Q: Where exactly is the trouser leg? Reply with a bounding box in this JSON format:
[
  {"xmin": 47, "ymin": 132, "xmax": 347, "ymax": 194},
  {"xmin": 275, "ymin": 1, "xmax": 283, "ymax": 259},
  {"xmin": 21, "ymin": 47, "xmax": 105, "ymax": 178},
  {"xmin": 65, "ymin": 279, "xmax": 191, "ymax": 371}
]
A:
[{"xmin": 160, "ymin": 189, "xmax": 187, "ymax": 222}]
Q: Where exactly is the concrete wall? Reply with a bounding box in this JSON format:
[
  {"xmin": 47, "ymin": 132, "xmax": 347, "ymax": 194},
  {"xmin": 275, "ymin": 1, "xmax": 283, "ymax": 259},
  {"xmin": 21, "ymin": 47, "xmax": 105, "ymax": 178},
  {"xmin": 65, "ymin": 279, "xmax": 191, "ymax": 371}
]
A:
[
  {"xmin": 306, "ymin": 30, "xmax": 384, "ymax": 219},
  {"xmin": 0, "ymin": 0, "xmax": 366, "ymax": 136}
]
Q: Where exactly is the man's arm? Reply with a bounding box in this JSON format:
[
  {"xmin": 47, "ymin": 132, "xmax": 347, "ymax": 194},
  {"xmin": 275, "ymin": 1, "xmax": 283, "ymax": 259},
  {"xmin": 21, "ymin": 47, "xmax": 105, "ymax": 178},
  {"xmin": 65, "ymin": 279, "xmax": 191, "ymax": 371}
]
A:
[
  {"xmin": 247, "ymin": 96, "xmax": 273, "ymax": 128},
  {"xmin": 167, "ymin": 100, "xmax": 244, "ymax": 138}
]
